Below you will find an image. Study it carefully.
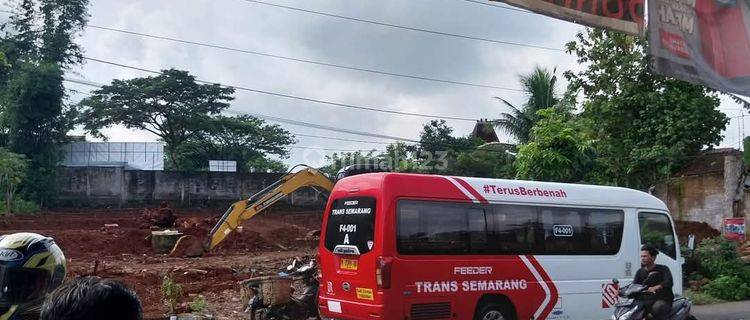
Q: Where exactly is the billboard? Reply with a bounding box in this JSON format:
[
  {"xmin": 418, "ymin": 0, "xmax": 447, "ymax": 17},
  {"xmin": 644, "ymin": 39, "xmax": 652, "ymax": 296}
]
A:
[
  {"xmin": 723, "ymin": 217, "xmax": 746, "ymax": 242},
  {"xmin": 649, "ymin": 0, "xmax": 750, "ymax": 96},
  {"xmin": 490, "ymin": 0, "xmax": 645, "ymax": 35}
]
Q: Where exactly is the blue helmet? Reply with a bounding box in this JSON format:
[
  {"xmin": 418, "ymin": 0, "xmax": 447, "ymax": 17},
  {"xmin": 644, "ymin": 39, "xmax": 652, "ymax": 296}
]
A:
[{"xmin": 0, "ymin": 233, "xmax": 66, "ymax": 320}]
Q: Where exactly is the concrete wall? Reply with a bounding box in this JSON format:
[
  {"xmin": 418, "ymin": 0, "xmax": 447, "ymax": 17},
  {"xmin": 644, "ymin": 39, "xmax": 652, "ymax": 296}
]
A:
[
  {"xmin": 55, "ymin": 167, "xmax": 327, "ymax": 207},
  {"xmin": 652, "ymin": 152, "xmax": 744, "ymax": 230}
]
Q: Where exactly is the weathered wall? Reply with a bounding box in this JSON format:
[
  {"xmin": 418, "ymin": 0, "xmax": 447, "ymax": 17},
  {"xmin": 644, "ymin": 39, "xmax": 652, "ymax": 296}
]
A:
[
  {"xmin": 55, "ymin": 167, "xmax": 327, "ymax": 207},
  {"xmin": 652, "ymin": 152, "xmax": 744, "ymax": 231}
]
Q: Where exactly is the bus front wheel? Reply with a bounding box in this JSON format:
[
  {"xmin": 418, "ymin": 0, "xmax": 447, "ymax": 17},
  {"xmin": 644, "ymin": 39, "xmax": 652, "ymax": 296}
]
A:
[{"xmin": 474, "ymin": 303, "xmax": 513, "ymax": 320}]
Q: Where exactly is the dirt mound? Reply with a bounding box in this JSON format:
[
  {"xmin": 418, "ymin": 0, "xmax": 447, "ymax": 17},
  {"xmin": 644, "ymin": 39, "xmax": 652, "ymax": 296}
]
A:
[
  {"xmin": 1, "ymin": 208, "xmax": 322, "ymax": 318},
  {"xmin": 674, "ymin": 220, "xmax": 721, "ymax": 245}
]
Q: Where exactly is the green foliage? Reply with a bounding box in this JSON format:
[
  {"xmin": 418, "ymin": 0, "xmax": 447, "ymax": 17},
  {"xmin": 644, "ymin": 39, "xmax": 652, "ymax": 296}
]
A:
[
  {"xmin": 494, "ymin": 66, "xmax": 563, "ymax": 144},
  {"xmin": 0, "ymin": 198, "xmax": 40, "ymax": 215},
  {"xmin": 78, "ymin": 69, "xmax": 235, "ymax": 169},
  {"xmin": 453, "ymin": 147, "xmax": 515, "ymax": 179},
  {"xmin": 415, "ymin": 120, "xmax": 484, "ymax": 174},
  {"xmin": 515, "ymin": 109, "xmax": 595, "ymax": 182},
  {"xmin": 0, "ymin": 0, "xmax": 89, "ymax": 204},
  {"xmin": 683, "ymin": 289, "xmax": 723, "ymax": 305},
  {"xmin": 246, "ymin": 157, "xmax": 288, "ymax": 173},
  {"xmin": 188, "ymin": 295, "xmax": 207, "ymax": 313},
  {"xmin": 743, "ymin": 137, "xmax": 750, "ymax": 166},
  {"xmin": 173, "ymin": 115, "xmax": 294, "ymax": 172},
  {"xmin": 319, "ymin": 150, "xmax": 381, "ymax": 178},
  {"xmin": 702, "ymin": 275, "xmax": 750, "ymax": 301},
  {"xmin": 565, "ymin": 29, "xmax": 728, "ymax": 189},
  {"xmin": 694, "ymin": 237, "xmax": 748, "ymax": 281},
  {"xmin": 0, "ymin": 148, "xmax": 29, "ymax": 214},
  {"xmin": 161, "ymin": 276, "xmax": 183, "ymax": 314}
]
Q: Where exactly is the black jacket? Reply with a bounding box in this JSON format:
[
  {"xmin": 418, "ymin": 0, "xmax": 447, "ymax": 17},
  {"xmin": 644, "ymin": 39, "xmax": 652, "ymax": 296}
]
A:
[{"xmin": 633, "ymin": 264, "xmax": 674, "ymax": 301}]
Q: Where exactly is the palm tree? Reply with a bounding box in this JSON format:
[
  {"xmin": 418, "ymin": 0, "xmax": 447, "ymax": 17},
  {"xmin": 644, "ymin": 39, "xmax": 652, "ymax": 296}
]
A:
[{"xmin": 494, "ymin": 66, "xmax": 560, "ymax": 144}]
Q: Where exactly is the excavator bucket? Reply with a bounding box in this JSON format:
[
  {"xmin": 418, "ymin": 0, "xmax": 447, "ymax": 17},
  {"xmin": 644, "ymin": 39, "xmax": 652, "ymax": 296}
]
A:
[{"xmin": 169, "ymin": 235, "xmax": 206, "ymax": 258}]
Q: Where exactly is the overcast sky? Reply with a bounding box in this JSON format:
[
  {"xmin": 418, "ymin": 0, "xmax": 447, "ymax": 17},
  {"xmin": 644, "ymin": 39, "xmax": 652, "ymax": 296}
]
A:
[{"xmin": 48, "ymin": 0, "xmax": 749, "ymax": 166}]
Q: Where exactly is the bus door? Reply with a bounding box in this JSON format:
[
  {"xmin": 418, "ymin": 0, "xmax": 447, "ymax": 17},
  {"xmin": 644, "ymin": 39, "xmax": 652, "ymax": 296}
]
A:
[
  {"xmin": 637, "ymin": 211, "xmax": 683, "ymax": 296},
  {"xmin": 530, "ymin": 206, "xmax": 626, "ymax": 320},
  {"xmin": 394, "ymin": 200, "xmax": 488, "ymax": 319}
]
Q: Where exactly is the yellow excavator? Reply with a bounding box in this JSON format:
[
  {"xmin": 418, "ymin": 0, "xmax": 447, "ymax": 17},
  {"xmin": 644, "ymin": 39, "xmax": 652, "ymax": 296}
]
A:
[{"xmin": 170, "ymin": 165, "xmax": 336, "ymax": 257}]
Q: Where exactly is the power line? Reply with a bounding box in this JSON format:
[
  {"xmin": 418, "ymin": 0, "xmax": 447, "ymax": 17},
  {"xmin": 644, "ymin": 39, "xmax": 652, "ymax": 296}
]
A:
[
  {"xmin": 234, "ymin": 0, "xmax": 563, "ymax": 52},
  {"xmin": 243, "ymin": 111, "xmax": 420, "ymax": 143},
  {"xmin": 82, "ymin": 56, "xmax": 479, "ymax": 122},
  {"xmin": 293, "ymin": 133, "xmax": 392, "ymax": 145},
  {"xmin": 67, "ymin": 82, "xmax": 518, "ymax": 156},
  {"xmin": 86, "ymin": 25, "xmax": 522, "ymax": 92},
  {"xmin": 461, "ymin": 0, "xmax": 532, "ymax": 14},
  {"xmin": 289, "ymin": 145, "xmax": 382, "ymax": 152},
  {"xmin": 64, "ymin": 78, "xmax": 422, "ymax": 143}
]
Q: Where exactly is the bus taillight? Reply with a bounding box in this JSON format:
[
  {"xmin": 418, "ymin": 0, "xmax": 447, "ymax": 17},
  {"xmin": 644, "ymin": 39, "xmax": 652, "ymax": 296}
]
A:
[{"xmin": 376, "ymin": 256, "xmax": 392, "ymax": 290}]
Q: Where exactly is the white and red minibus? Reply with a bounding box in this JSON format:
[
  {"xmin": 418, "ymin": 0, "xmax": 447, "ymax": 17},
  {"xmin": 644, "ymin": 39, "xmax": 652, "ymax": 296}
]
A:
[{"xmin": 318, "ymin": 173, "xmax": 683, "ymax": 320}]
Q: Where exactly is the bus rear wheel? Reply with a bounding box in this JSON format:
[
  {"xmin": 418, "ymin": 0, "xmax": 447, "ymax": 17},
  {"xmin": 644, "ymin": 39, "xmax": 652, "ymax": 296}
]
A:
[{"xmin": 474, "ymin": 303, "xmax": 513, "ymax": 320}]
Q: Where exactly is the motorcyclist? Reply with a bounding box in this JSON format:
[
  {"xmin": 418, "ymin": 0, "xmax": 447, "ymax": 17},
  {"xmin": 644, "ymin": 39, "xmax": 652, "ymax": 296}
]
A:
[
  {"xmin": 0, "ymin": 233, "xmax": 67, "ymax": 320},
  {"xmin": 633, "ymin": 244, "xmax": 673, "ymax": 320}
]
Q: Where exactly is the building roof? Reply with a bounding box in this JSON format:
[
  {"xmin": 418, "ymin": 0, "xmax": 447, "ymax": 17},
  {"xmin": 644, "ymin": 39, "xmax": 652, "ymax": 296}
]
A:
[{"xmin": 471, "ymin": 119, "xmax": 499, "ymax": 143}]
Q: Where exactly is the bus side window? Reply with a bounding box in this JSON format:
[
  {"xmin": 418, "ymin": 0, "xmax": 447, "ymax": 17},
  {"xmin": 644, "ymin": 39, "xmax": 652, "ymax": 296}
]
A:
[
  {"xmin": 488, "ymin": 205, "xmax": 538, "ymax": 254},
  {"xmin": 638, "ymin": 212, "xmax": 677, "ymax": 259}
]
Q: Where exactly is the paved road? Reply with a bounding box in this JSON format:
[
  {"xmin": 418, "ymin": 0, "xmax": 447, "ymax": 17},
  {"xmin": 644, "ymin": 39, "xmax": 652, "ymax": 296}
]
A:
[{"xmin": 692, "ymin": 301, "xmax": 750, "ymax": 320}]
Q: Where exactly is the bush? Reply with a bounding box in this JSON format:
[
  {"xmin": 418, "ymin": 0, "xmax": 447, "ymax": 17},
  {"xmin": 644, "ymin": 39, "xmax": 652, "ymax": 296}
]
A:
[
  {"xmin": 0, "ymin": 198, "xmax": 40, "ymax": 215},
  {"xmin": 161, "ymin": 276, "xmax": 183, "ymax": 314},
  {"xmin": 188, "ymin": 295, "xmax": 207, "ymax": 313},
  {"xmin": 13, "ymin": 199, "xmax": 40, "ymax": 214},
  {"xmin": 694, "ymin": 237, "xmax": 746, "ymax": 279},
  {"xmin": 703, "ymin": 275, "xmax": 750, "ymax": 301}
]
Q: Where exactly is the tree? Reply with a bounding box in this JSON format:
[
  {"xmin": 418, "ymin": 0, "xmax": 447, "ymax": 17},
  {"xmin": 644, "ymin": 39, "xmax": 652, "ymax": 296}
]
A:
[
  {"xmin": 494, "ymin": 66, "xmax": 562, "ymax": 144},
  {"xmin": 79, "ymin": 69, "xmax": 235, "ymax": 168},
  {"xmin": 515, "ymin": 108, "xmax": 595, "ymax": 182},
  {"xmin": 0, "ymin": 0, "xmax": 89, "ymax": 204},
  {"xmin": 246, "ymin": 157, "xmax": 288, "ymax": 173},
  {"xmin": 453, "ymin": 147, "xmax": 515, "ymax": 179},
  {"xmin": 566, "ymin": 29, "xmax": 728, "ymax": 189},
  {"xmin": 174, "ymin": 115, "xmax": 294, "ymax": 172},
  {"xmin": 416, "ymin": 120, "xmax": 483, "ymax": 173},
  {"xmin": 0, "ymin": 148, "xmax": 29, "ymax": 214},
  {"xmin": 319, "ymin": 150, "xmax": 380, "ymax": 178}
]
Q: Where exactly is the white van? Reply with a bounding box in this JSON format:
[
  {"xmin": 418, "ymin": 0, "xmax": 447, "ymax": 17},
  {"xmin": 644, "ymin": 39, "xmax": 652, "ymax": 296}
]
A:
[{"xmin": 318, "ymin": 173, "xmax": 683, "ymax": 320}]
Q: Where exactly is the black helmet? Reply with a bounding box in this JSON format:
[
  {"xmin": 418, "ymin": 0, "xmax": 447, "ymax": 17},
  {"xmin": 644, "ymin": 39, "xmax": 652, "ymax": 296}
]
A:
[{"xmin": 0, "ymin": 233, "xmax": 66, "ymax": 319}]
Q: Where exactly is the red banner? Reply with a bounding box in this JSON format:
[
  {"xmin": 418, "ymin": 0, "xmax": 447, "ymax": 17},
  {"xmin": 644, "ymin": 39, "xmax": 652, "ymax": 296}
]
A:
[{"xmin": 490, "ymin": 0, "xmax": 645, "ymax": 35}]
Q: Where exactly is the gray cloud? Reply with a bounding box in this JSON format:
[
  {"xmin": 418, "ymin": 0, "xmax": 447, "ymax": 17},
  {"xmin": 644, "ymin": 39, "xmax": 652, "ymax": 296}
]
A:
[{"xmin": 62, "ymin": 0, "xmax": 742, "ymax": 167}]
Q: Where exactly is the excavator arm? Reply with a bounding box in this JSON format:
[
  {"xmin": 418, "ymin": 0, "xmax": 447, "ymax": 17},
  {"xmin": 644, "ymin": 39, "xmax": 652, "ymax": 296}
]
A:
[{"xmin": 205, "ymin": 166, "xmax": 334, "ymax": 251}]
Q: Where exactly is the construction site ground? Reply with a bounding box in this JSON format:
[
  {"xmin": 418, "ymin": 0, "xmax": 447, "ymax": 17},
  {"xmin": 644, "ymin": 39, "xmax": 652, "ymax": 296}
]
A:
[{"xmin": 0, "ymin": 207, "xmax": 323, "ymax": 319}]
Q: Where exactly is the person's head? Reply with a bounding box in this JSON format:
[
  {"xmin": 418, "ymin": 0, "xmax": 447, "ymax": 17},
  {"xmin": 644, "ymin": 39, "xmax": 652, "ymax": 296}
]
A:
[
  {"xmin": 640, "ymin": 244, "xmax": 659, "ymax": 266},
  {"xmin": 0, "ymin": 233, "xmax": 67, "ymax": 319},
  {"xmin": 40, "ymin": 277, "xmax": 142, "ymax": 320}
]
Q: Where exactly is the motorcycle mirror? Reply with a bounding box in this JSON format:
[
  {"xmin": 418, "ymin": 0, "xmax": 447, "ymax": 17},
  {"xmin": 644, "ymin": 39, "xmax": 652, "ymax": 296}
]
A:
[{"xmin": 286, "ymin": 258, "xmax": 299, "ymax": 272}]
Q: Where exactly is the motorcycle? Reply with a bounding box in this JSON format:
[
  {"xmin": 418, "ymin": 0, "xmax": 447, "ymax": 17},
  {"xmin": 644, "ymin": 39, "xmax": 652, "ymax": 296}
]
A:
[
  {"xmin": 611, "ymin": 278, "xmax": 696, "ymax": 320},
  {"xmin": 244, "ymin": 258, "xmax": 320, "ymax": 320}
]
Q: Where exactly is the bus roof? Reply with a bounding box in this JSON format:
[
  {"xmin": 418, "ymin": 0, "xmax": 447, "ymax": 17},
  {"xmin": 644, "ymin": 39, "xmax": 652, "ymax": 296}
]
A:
[{"xmin": 336, "ymin": 172, "xmax": 668, "ymax": 211}]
